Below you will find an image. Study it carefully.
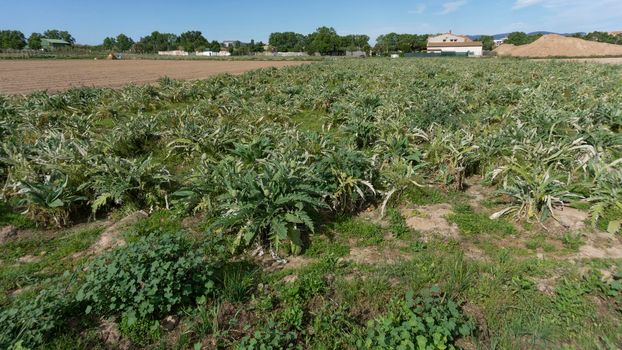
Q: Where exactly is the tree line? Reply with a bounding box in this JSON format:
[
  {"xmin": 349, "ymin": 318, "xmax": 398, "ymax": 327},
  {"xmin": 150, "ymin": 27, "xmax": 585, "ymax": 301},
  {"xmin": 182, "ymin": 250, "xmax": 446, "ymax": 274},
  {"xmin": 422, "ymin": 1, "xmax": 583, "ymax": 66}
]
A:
[
  {"xmin": 269, "ymin": 27, "xmax": 370, "ymax": 55},
  {"xmin": 3, "ymin": 27, "xmax": 621, "ymax": 54},
  {"xmin": 105, "ymin": 31, "xmax": 265, "ymax": 54},
  {"xmin": 0, "ymin": 29, "xmax": 75, "ymax": 50}
]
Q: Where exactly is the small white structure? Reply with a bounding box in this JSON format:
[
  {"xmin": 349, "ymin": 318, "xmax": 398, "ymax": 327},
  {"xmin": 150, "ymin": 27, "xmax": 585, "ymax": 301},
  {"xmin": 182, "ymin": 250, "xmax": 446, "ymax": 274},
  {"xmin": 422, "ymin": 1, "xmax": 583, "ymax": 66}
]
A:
[
  {"xmin": 427, "ymin": 32, "xmax": 483, "ymax": 56},
  {"xmin": 196, "ymin": 51, "xmax": 216, "ymax": 56},
  {"xmin": 275, "ymin": 52, "xmax": 307, "ymax": 57},
  {"xmin": 390, "ymin": 54, "xmax": 400, "ymax": 58},
  {"xmin": 493, "ymin": 38, "xmax": 507, "ymax": 46},
  {"xmin": 158, "ymin": 50, "xmax": 189, "ymax": 56},
  {"xmin": 197, "ymin": 50, "xmax": 231, "ymax": 57},
  {"xmin": 346, "ymin": 50, "xmax": 367, "ymax": 57}
]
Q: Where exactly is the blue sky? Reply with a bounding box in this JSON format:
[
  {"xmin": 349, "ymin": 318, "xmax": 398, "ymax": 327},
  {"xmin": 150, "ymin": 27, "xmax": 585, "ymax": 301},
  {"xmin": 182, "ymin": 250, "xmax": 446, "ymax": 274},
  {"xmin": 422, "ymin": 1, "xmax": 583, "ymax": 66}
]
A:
[{"xmin": 1, "ymin": 0, "xmax": 621, "ymax": 45}]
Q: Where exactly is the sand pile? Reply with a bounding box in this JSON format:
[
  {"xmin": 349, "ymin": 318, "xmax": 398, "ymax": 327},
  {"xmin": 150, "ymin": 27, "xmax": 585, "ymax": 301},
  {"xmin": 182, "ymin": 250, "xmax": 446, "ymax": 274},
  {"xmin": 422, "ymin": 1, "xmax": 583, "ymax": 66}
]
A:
[{"xmin": 495, "ymin": 34, "xmax": 622, "ymax": 58}]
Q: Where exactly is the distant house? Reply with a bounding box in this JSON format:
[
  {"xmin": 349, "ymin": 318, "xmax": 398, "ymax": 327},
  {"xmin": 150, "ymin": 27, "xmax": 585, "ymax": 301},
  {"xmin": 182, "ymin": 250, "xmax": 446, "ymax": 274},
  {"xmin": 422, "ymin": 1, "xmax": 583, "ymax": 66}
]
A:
[
  {"xmin": 275, "ymin": 52, "xmax": 306, "ymax": 57},
  {"xmin": 346, "ymin": 50, "xmax": 367, "ymax": 57},
  {"xmin": 426, "ymin": 32, "xmax": 483, "ymax": 56},
  {"xmin": 41, "ymin": 38, "xmax": 71, "ymax": 50},
  {"xmin": 222, "ymin": 40, "xmax": 237, "ymax": 48},
  {"xmin": 158, "ymin": 50, "xmax": 189, "ymax": 56},
  {"xmin": 494, "ymin": 37, "xmax": 508, "ymax": 46},
  {"xmin": 196, "ymin": 51, "xmax": 216, "ymax": 56}
]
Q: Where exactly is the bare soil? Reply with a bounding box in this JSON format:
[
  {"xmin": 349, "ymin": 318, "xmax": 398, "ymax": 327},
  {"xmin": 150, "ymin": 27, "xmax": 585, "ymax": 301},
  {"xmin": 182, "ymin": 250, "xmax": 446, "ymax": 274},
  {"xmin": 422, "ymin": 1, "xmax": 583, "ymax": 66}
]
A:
[{"xmin": 0, "ymin": 59, "xmax": 308, "ymax": 95}]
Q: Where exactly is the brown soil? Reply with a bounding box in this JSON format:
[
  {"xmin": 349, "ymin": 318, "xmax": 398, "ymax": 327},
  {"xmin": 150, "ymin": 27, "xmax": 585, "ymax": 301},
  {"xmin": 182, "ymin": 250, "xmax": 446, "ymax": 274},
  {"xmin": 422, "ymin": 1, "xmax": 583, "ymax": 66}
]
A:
[
  {"xmin": 86, "ymin": 211, "xmax": 148, "ymax": 256},
  {"xmin": 573, "ymin": 230, "xmax": 622, "ymax": 259},
  {"xmin": 0, "ymin": 60, "xmax": 309, "ymax": 95},
  {"xmin": 551, "ymin": 207, "xmax": 588, "ymax": 231},
  {"xmin": 495, "ymin": 34, "xmax": 622, "ymax": 58},
  {"xmin": 401, "ymin": 204, "xmax": 459, "ymax": 240},
  {"xmin": 344, "ymin": 246, "xmax": 411, "ymax": 265}
]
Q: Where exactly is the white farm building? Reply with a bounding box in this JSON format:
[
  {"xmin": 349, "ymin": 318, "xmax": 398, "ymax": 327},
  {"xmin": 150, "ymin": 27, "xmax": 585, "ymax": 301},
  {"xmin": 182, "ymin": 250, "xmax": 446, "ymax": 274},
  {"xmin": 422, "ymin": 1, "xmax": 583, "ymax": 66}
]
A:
[
  {"xmin": 196, "ymin": 50, "xmax": 232, "ymax": 57},
  {"xmin": 426, "ymin": 32, "xmax": 483, "ymax": 57}
]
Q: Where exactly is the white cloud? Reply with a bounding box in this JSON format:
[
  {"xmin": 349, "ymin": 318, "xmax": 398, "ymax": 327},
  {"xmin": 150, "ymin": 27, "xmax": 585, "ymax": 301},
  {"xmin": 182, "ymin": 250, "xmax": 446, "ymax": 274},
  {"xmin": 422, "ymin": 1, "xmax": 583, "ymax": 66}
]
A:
[
  {"xmin": 440, "ymin": 0, "xmax": 467, "ymax": 14},
  {"xmin": 408, "ymin": 4, "xmax": 427, "ymax": 14},
  {"xmin": 512, "ymin": 0, "xmax": 544, "ymax": 9},
  {"xmin": 510, "ymin": 0, "xmax": 622, "ymax": 31}
]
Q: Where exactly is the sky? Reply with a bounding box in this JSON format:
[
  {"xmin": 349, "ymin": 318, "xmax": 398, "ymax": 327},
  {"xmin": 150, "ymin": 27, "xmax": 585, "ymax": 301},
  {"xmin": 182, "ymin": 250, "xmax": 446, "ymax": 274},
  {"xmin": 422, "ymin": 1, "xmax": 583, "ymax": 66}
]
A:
[{"xmin": 1, "ymin": 0, "xmax": 621, "ymax": 45}]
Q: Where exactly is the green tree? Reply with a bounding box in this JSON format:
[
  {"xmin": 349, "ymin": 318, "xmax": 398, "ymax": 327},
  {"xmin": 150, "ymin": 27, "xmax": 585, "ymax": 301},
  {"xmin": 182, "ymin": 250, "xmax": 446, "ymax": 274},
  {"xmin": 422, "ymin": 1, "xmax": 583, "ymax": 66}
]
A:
[
  {"xmin": 208, "ymin": 40, "xmax": 221, "ymax": 52},
  {"xmin": 27, "ymin": 32, "xmax": 42, "ymax": 49},
  {"xmin": 102, "ymin": 37, "xmax": 116, "ymax": 50},
  {"xmin": 0, "ymin": 30, "xmax": 26, "ymax": 49},
  {"xmin": 505, "ymin": 32, "xmax": 541, "ymax": 45},
  {"xmin": 584, "ymin": 31, "xmax": 621, "ymax": 45},
  {"xmin": 375, "ymin": 33, "xmax": 399, "ymax": 55},
  {"xmin": 43, "ymin": 29, "xmax": 75, "ymax": 44},
  {"xmin": 179, "ymin": 30, "xmax": 208, "ymax": 52},
  {"xmin": 269, "ymin": 32, "xmax": 306, "ymax": 52},
  {"xmin": 341, "ymin": 34, "xmax": 370, "ymax": 53},
  {"xmin": 307, "ymin": 26, "xmax": 340, "ymax": 55},
  {"xmin": 479, "ymin": 35, "xmax": 494, "ymax": 50},
  {"xmin": 136, "ymin": 31, "xmax": 179, "ymax": 53},
  {"xmin": 115, "ymin": 34, "xmax": 134, "ymax": 51}
]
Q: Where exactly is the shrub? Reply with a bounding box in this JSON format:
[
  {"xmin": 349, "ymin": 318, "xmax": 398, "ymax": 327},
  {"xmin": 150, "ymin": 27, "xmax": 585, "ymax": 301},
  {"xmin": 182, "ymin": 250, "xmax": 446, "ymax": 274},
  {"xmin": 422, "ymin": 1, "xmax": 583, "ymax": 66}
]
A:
[
  {"xmin": 359, "ymin": 287, "xmax": 474, "ymax": 349},
  {"xmin": 448, "ymin": 204, "xmax": 516, "ymax": 236},
  {"xmin": 76, "ymin": 232, "xmax": 217, "ymax": 322},
  {"xmin": 236, "ymin": 320, "xmax": 301, "ymax": 350},
  {"xmin": 0, "ymin": 279, "xmax": 78, "ymax": 349}
]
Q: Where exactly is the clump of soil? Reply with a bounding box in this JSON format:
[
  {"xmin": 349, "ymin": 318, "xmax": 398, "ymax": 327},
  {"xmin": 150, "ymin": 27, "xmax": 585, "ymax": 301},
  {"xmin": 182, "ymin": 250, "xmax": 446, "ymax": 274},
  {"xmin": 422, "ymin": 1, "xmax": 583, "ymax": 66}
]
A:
[
  {"xmin": 0, "ymin": 225, "xmax": 18, "ymax": 245},
  {"xmin": 551, "ymin": 207, "xmax": 588, "ymax": 231},
  {"xmin": 97, "ymin": 318, "xmax": 130, "ymax": 349},
  {"xmin": 401, "ymin": 204, "xmax": 459, "ymax": 240},
  {"xmin": 495, "ymin": 34, "xmax": 622, "ymax": 58},
  {"xmin": 573, "ymin": 230, "xmax": 622, "ymax": 260}
]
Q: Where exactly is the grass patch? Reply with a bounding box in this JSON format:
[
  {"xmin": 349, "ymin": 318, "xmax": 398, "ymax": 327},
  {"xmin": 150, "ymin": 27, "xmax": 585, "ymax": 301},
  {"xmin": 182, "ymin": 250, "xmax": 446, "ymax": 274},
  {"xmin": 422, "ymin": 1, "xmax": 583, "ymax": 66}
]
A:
[
  {"xmin": 561, "ymin": 232, "xmax": 584, "ymax": 251},
  {"xmin": 293, "ymin": 109, "xmax": 327, "ymax": 133},
  {"xmin": 448, "ymin": 204, "xmax": 517, "ymax": 236},
  {"xmin": 334, "ymin": 217, "xmax": 384, "ymax": 246},
  {"xmin": 525, "ymin": 235, "xmax": 557, "ymax": 252},
  {"xmin": 304, "ymin": 236, "xmax": 350, "ymax": 258},
  {"xmin": 0, "ymin": 203, "xmax": 35, "ymax": 229},
  {"xmin": 0, "ymin": 227, "xmax": 102, "ymax": 304},
  {"xmin": 123, "ymin": 210, "xmax": 182, "ymax": 243}
]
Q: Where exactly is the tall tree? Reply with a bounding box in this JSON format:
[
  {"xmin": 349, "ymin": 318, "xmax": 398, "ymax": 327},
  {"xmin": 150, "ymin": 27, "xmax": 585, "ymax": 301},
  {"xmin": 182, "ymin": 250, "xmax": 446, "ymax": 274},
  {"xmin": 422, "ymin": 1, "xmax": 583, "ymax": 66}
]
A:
[
  {"xmin": 505, "ymin": 32, "xmax": 541, "ymax": 45},
  {"xmin": 43, "ymin": 29, "xmax": 75, "ymax": 44},
  {"xmin": 0, "ymin": 30, "xmax": 26, "ymax": 49},
  {"xmin": 27, "ymin": 32, "xmax": 43, "ymax": 49},
  {"xmin": 478, "ymin": 35, "xmax": 494, "ymax": 50},
  {"xmin": 208, "ymin": 40, "xmax": 221, "ymax": 52},
  {"xmin": 136, "ymin": 31, "xmax": 179, "ymax": 53},
  {"xmin": 102, "ymin": 37, "xmax": 116, "ymax": 50},
  {"xmin": 115, "ymin": 34, "xmax": 134, "ymax": 51},
  {"xmin": 306, "ymin": 27, "xmax": 340, "ymax": 55},
  {"xmin": 269, "ymin": 32, "xmax": 306, "ymax": 52},
  {"xmin": 179, "ymin": 31, "xmax": 208, "ymax": 52}
]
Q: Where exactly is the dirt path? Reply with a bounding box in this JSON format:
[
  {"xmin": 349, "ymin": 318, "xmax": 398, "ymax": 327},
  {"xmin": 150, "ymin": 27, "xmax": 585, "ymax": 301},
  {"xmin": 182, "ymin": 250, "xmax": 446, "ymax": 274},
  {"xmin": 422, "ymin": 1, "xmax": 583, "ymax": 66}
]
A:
[{"xmin": 0, "ymin": 59, "xmax": 309, "ymax": 95}]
